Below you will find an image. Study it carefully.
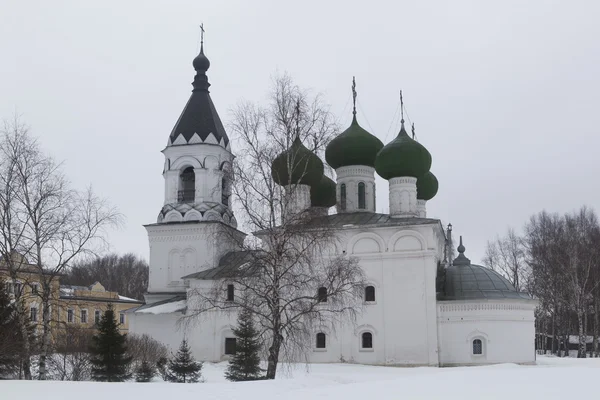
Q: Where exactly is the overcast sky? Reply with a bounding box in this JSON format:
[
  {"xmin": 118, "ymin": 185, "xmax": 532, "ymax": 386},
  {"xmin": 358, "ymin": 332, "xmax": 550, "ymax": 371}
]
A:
[{"xmin": 1, "ymin": 0, "xmax": 599, "ymax": 264}]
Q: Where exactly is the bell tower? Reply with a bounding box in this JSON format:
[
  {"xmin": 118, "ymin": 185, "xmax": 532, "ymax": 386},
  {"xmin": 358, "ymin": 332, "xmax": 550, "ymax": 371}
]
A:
[{"xmin": 144, "ymin": 31, "xmax": 243, "ymax": 304}]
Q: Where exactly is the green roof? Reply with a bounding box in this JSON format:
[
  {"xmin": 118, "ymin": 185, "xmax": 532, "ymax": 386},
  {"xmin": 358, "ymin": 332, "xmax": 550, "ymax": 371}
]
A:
[
  {"xmin": 416, "ymin": 171, "xmax": 439, "ymax": 201},
  {"xmin": 310, "ymin": 175, "xmax": 336, "ymax": 208},
  {"xmin": 271, "ymin": 137, "xmax": 324, "ymax": 186},
  {"xmin": 325, "ymin": 115, "xmax": 384, "ymax": 169},
  {"xmin": 375, "ymin": 123, "xmax": 432, "ymax": 179}
]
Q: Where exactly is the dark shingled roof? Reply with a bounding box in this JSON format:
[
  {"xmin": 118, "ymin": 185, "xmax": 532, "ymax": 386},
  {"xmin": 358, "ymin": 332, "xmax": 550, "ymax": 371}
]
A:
[
  {"xmin": 438, "ymin": 237, "xmax": 532, "ymax": 301},
  {"xmin": 132, "ymin": 295, "xmax": 186, "ymax": 313},
  {"xmin": 313, "ymin": 212, "xmax": 440, "ymax": 229},
  {"xmin": 169, "ymin": 44, "xmax": 230, "ymax": 148},
  {"xmin": 181, "ymin": 251, "xmax": 255, "ymax": 280}
]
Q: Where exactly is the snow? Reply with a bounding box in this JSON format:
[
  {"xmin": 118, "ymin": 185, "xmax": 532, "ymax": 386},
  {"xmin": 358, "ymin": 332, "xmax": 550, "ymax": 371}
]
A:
[
  {"xmin": 135, "ymin": 300, "xmax": 186, "ymax": 314},
  {"xmin": 5, "ymin": 356, "xmax": 600, "ymax": 399},
  {"xmin": 118, "ymin": 295, "xmax": 141, "ymax": 302}
]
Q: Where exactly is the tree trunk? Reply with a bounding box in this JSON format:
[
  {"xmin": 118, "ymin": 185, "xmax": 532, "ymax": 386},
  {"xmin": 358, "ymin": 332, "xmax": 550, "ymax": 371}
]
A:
[
  {"xmin": 266, "ymin": 331, "xmax": 283, "ymax": 380},
  {"xmin": 15, "ymin": 299, "xmax": 32, "ymax": 379},
  {"xmin": 37, "ymin": 295, "xmax": 52, "ymax": 380},
  {"xmin": 594, "ymin": 298, "xmax": 599, "ymax": 357},
  {"xmin": 577, "ymin": 308, "xmax": 586, "ymax": 358},
  {"xmin": 551, "ymin": 307, "xmax": 557, "ymax": 354}
]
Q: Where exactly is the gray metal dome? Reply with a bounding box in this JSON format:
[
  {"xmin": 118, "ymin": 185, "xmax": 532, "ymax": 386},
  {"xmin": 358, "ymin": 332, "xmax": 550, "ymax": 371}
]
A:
[{"xmin": 438, "ymin": 236, "xmax": 531, "ymax": 301}]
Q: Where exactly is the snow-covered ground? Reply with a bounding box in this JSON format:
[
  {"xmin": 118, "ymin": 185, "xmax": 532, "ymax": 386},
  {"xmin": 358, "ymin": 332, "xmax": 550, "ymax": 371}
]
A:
[{"xmin": 5, "ymin": 356, "xmax": 600, "ymax": 400}]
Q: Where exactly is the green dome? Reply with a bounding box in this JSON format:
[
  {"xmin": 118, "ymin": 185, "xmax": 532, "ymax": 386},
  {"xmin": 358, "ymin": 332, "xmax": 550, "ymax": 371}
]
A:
[
  {"xmin": 271, "ymin": 136, "xmax": 324, "ymax": 186},
  {"xmin": 416, "ymin": 171, "xmax": 438, "ymax": 200},
  {"xmin": 310, "ymin": 175, "xmax": 336, "ymax": 208},
  {"xmin": 375, "ymin": 123, "xmax": 432, "ymax": 179},
  {"xmin": 325, "ymin": 115, "xmax": 384, "ymax": 169}
]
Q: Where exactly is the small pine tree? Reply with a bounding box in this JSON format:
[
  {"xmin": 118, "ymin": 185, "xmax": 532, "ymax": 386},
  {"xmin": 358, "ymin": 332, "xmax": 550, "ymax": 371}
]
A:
[
  {"xmin": 135, "ymin": 360, "xmax": 155, "ymax": 382},
  {"xmin": 89, "ymin": 304, "xmax": 132, "ymax": 382},
  {"xmin": 167, "ymin": 339, "xmax": 202, "ymax": 383},
  {"xmin": 225, "ymin": 308, "xmax": 263, "ymax": 381}
]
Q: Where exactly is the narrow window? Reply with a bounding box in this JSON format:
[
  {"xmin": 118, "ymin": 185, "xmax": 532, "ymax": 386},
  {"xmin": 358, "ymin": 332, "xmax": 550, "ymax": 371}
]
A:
[
  {"xmin": 221, "ymin": 178, "xmax": 228, "ymax": 206},
  {"xmin": 6, "ymin": 282, "xmax": 14, "ymax": 295},
  {"xmin": 316, "ymin": 332, "xmax": 326, "ymax": 349},
  {"xmin": 30, "ymin": 307, "xmax": 38, "ymax": 322},
  {"xmin": 317, "ymin": 287, "xmax": 327, "ymax": 303},
  {"xmin": 362, "ymin": 332, "xmax": 373, "ymax": 349},
  {"xmin": 81, "ymin": 309, "xmax": 88, "ymax": 324},
  {"xmin": 225, "ymin": 338, "xmax": 237, "ymax": 355},
  {"xmin": 95, "ymin": 310, "xmax": 101, "ymax": 324},
  {"xmin": 365, "ymin": 286, "xmax": 375, "ymax": 302},
  {"xmin": 358, "ymin": 182, "xmax": 366, "ymax": 209},
  {"xmin": 473, "ymin": 339, "xmax": 483, "ymax": 355},
  {"xmin": 119, "ymin": 313, "xmax": 125, "ymax": 325},
  {"xmin": 340, "ymin": 184, "xmax": 346, "ymax": 211},
  {"xmin": 15, "ymin": 282, "xmax": 23, "ymax": 296},
  {"xmin": 226, "ymin": 284, "xmax": 235, "ymax": 301},
  {"xmin": 67, "ymin": 309, "xmax": 74, "ymax": 323},
  {"xmin": 31, "ymin": 283, "xmax": 39, "ymax": 295},
  {"xmin": 178, "ymin": 167, "xmax": 195, "ymax": 203}
]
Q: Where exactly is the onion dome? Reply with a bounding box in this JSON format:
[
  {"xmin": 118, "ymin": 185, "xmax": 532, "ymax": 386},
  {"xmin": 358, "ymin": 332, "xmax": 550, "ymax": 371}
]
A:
[
  {"xmin": 192, "ymin": 43, "xmax": 210, "ymax": 72},
  {"xmin": 416, "ymin": 171, "xmax": 439, "ymax": 200},
  {"xmin": 325, "ymin": 115, "xmax": 384, "ymax": 169},
  {"xmin": 326, "ymin": 77, "xmax": 383, "ymax": 169},
  {"xmin": 271, "ymin": 136, "xmax": 324, "ymax": 186},
  {"xmin": 310, "ymin": 175, "xmax": 336, "ymax": 208},
  {"xmin": 375, "ymin": 122, "xmax": 432, "ymax": 179}
]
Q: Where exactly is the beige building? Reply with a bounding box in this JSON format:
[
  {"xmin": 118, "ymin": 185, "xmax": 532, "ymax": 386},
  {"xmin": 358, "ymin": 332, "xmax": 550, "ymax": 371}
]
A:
[{"xmin": 1, "ymin": 252, "xmax": 143, "ymax": 337}]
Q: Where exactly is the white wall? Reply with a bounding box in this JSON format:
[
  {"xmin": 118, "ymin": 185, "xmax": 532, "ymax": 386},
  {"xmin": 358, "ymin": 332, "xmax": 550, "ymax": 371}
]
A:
[{"xmin": 437, "ymin": 300, "xmax": 537, "ymax": 366}]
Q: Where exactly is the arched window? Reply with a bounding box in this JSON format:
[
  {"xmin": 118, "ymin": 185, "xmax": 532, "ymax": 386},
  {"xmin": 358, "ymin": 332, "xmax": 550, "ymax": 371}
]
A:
[
  {"xmin": 358, "ymin": 182, "xmax": 366, "ymax": 209},
  {"xmin": 221, "ymin": 177, "xmax": 228, "ymax": 206},
  {"xmin": 473, "ymin": 339, "xmax": 483, "ymax": 355},
  {"xmin": 317, "ymin": 287, "xmax": 328, "ymax": 303},
  {"xmin": 361, "ymin": 332, "xmax": 373, "ymax": 349},
  {"xmin": 365, "ymin": 286, "xmax": 375, "ymax": 302},
  {"xmin": 178, "ymin": 167, "xmax": 195, "ymax": 203},
  {"xmin": 316, "ymin": 332, "xmax": 326, "ymax": 349},
  {"xmin": 340, "ymin": 184, "xmax": 346, "ymax": 211}
]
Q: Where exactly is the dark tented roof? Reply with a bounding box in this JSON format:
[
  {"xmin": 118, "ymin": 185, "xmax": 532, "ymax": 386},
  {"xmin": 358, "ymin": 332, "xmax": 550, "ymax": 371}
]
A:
[{"xmin": 181, "ymin": 250, "xmax": 255, "ymax": 280}]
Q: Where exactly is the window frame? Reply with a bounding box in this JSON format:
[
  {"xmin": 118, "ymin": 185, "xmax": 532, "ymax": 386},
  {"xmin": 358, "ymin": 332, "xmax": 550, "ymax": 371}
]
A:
[
  {"xmin": 315, "ymin": 332, "xmax": 327, "ymax": 350},
  {"xmin": 31, "ymin": 283, "xmax": 39, "ymax": 295},
  {"xmin": 119, "ymin": 313, "xmax": 125, "ymax": 325},
  {"xmin": 364, "ymin": 285, "xmax": 376, "ymax": 303},
  {"xmin": 226, "ymin": 284, "xmax": 235, "ymax": 302},
  {"xmin": 67, "ymin": 308, "xmax": 74, "ymax": 323},
  {"xmin": 358, "ymin": 182, "xmax": 366, "ymax": 209},
  {"xmin": 30, "ymin": 306, "xmax": 38, "ymax": 322},
  {"xmin": 81, "ymin": 309, "xmax": 88, "ymax": 324},
  {"xmin": 95, "ymin": 309, "xmax": 101, "ymax": 324},
  {"xmin": 340, "ymin": 184, "xmax": 347, "ymax": 211},
  {"xmin": 224, "ymin": 337, "xmax": 237, "ymax": 355},
  {"xmin": 317, "ymin": 287, "xmax": 328, "ymax": 303},
  {"xmin": 472, "ymin": 338, "xmax": 483, "ymax": 356},
  {"xmin": 360, "ymin": 331, "xmax": 374, "ymax": 351}
]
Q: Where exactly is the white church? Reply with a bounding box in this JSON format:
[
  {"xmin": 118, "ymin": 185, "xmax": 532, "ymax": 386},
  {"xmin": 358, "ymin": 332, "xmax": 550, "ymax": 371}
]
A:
[{"xmin": 129, "ymin": 40, "xmax": 538, "ymax": 367}]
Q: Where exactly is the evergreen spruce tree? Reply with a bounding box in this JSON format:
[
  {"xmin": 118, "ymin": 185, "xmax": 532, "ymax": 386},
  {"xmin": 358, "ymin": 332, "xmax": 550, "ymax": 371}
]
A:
[
  {"xmin": 167, "ymin": 339, "xmax": 202, "ymax": 383},
  {"xmin": 135, "ymin": 360, "xmax": 155, "ymax": 382},
  {"xmin": 225, "ymin": 308, "xmax": 263, "ymax": 381},
  {"xmin": 89, "ymin": 303, "xmax": 132, "ymax": 381},
  {"xmin": 0, "ymin": 279, "xmax": 21, "ymax": 378}
]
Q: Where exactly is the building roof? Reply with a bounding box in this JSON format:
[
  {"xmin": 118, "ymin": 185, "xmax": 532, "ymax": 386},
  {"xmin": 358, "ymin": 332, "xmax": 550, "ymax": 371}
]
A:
[
  {"xmin": 181, "ymin": 250, "xmax": 255, "ymax": 280},
  {"xmin": 438, "ymin": 237, "xmax": 532, "ymax": 301},
  {"xmin": 59, "ymin": 284, "xmax": 143, "ymax": 304},
  {"xmin": 313, "ymin": 212, "xmax": 440, "ymax": 229},
  {"xmin": 168, "ymin": 42, "xmax": 230, "ymax": 149},
  {"xmin": 375, "ymin": 122, "xmax": 432, "ymax": 179},
  {"xmin": 133, "ymin": 295, "xmax": 186, "ymax": 314}
]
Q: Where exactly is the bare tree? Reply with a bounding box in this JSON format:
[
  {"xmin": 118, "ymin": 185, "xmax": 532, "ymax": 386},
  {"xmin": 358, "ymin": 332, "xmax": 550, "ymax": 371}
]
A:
[
  {"xmin": 187, "ymin": 74, "xmax": 365, "ymax": 379},
  {"xmin": 47, "ymin": 325, "xmax": 94, "ymax": 381},
  {"xmin": 0, "ymin": 117, "xmax": 122, "ymax": 379},
  {"xmin": 484, "ymin": 227, "xmax": 529, "ymax": 292},
  {"xmin": 126, "ymin": 333, "xmax": 169, "ymax": 371}
]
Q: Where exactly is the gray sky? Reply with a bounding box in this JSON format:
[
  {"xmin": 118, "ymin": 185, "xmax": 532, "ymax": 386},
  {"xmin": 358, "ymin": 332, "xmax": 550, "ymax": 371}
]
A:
[{"xmin": 2, "ymin": 0, "xmax": 599, "ymax": 264}]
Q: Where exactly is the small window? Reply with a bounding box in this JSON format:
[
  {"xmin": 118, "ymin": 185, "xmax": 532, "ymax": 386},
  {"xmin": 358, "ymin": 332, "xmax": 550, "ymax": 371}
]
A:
[
  {"xmin": 316, "ymin": 332, "xmax": 326, "ymax": 349},
  {"xmin": 365, "ymin": 286, "xmax": 375, "ymax": 302},
  {"xmin": 119, "ymin": 313, "xmax": 125, "ymax": 325},
  {"xmin": 225, "ymin": 338, "xmax": 237, "ymax": 355},
  {"xmin": 221, "ymin": 178, "xmax": 229, "ymax": 206},
  {"xmin": 358, "ymin": 182, "xmax": 366, "ymax": 209},
  {"xmin": 67, "ymin": 309, "xmax": 74, "ymax": 323},
  {"xmin": 317, "ymin": 287, "xmax": 327, "ymax": 303},
  {"xmin": 95, "ymin": 310, "xmax": 101, "ymax": 324},
  {"xmin": 81, "ymin": 309, "xmax": 88, "ymax": 324},
  {"xmin": 361, "ymin": 332, "xmax": 373, "ymax": 349},
  {"xmin": 15, "ymin": 282, "xmax": 23, "ymax": 296},
  {"xmin": 31, "ymin": 283, "xmax": 39, "ymax": 295},
  {"xmin": 340, "ymin": 184, "xmax": 346, "ymax": 211},
  {"xmin": 473, "ymin": 339, "xmax": 483, "ymax": 355},
  {"xmin": 6, "ymin": 282, "xmax": 14, "ymax": 295},
  {"xmin": 30, "ymin": 307, "xmax": 38, "ymax": 322},
  {"xmin": 226, "ymin": 284, "xmax": 235, "ymax": 302}
]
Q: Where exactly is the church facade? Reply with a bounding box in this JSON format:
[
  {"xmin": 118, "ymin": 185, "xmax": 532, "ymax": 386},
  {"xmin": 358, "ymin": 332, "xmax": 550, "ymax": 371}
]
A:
[{"xmin": 129, "ymin": 41, "xmax": 537, "ymax": 367}]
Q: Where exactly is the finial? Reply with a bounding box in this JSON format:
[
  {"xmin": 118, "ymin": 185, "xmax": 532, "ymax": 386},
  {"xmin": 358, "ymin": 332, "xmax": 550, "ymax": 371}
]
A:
[
  {"xmin": 458, "ymin": 236, "xmax": 465, "ymax": 253},
  {"xmin": 352, "ymin": 76, "xmax": 357, "ymax": 116},
  {"xmin": 400, "ymin": 90, "xmax": 404, "ymax": 125},
  {"xmin": 200, "ymin": 23, "xmax": 205, "ymax": 51},
  {"xmin": 411, "ymin": 123, "xmax": 415, "ymax": 139},
  {"xmin": 294, "ymin": 99, "xmax": 301, "ymax": 140},
  {"xmin": 453, "ymin": 235, "xmax": 471, "ymax": 266},
  {"xmin": 448, "ymin": 223, "xmax": 453, "ymax": 232}
]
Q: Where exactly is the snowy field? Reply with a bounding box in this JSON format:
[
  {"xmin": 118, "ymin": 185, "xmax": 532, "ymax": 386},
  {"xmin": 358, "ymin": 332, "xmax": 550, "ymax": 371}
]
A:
[{"xmin": 4, "ymin": 356, "xmax": 600, "ymax": 400}]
